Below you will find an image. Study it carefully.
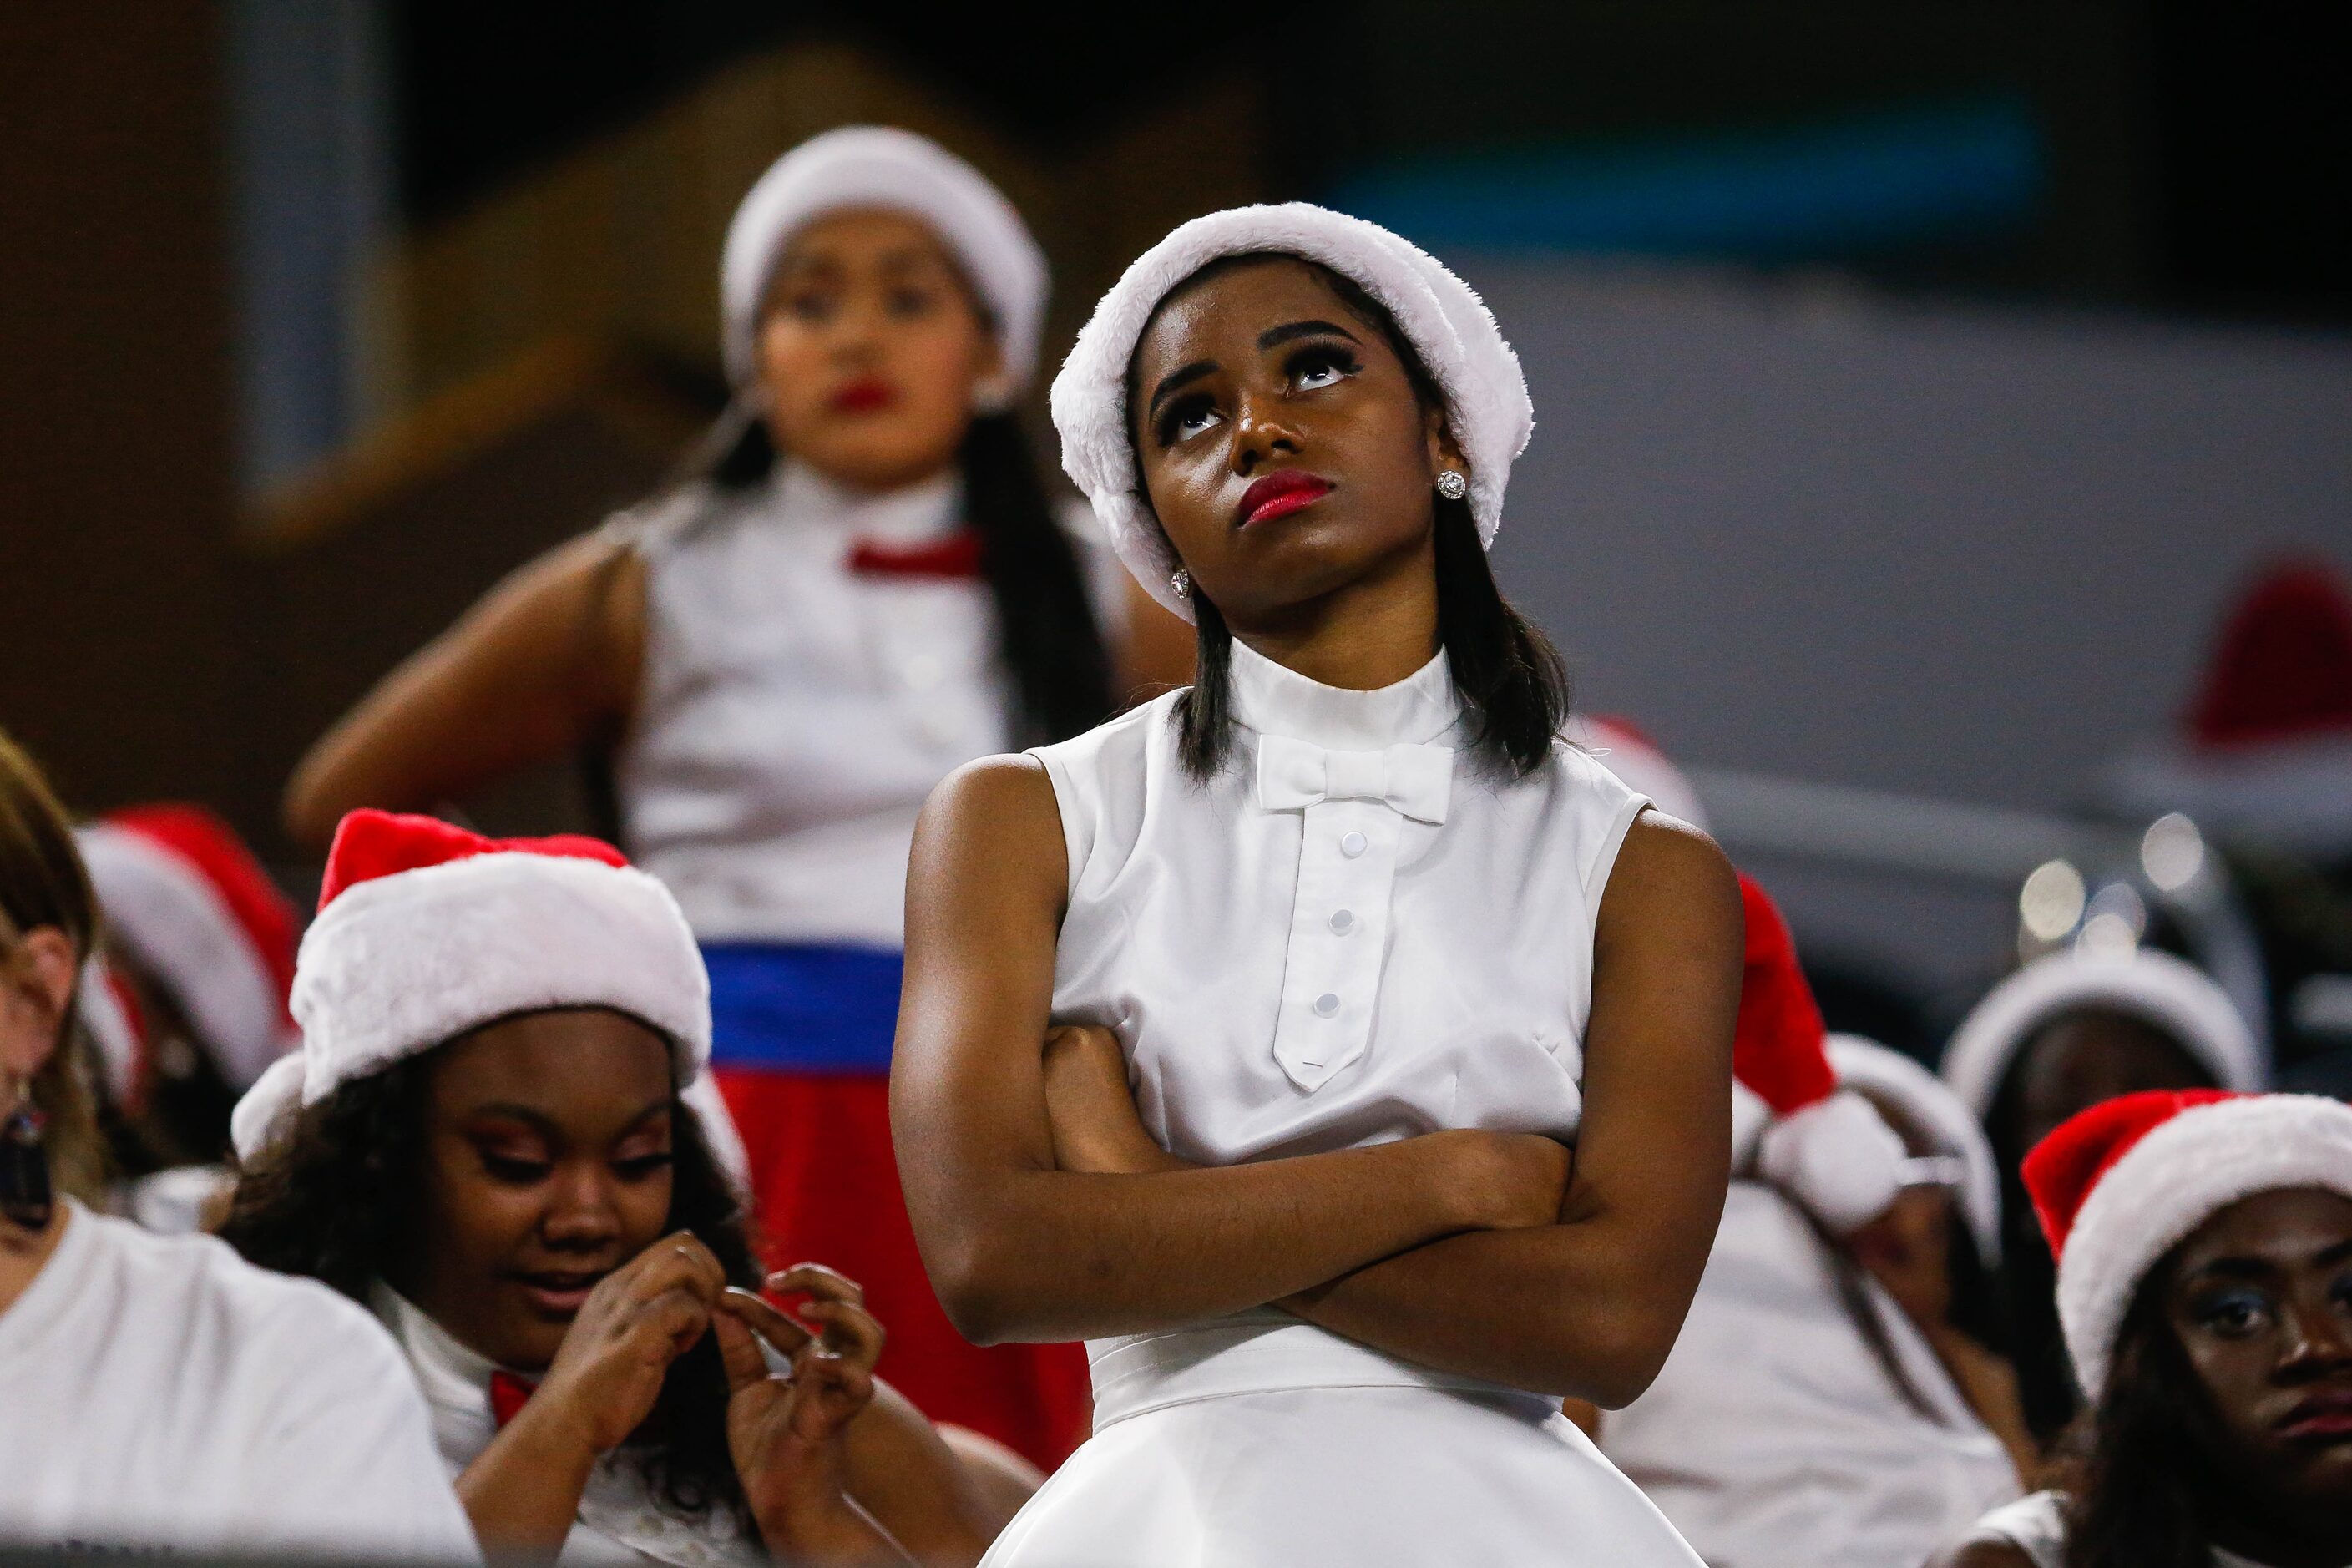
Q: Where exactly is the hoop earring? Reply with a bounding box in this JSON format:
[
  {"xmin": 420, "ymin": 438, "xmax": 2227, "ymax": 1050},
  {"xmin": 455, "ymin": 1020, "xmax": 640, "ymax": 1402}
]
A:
[
  {"xmin": 1170, "ymin": 568, "xmax": 1191, "ymax": 601},
  {"xmin": 1, "ymin": 1101, "xmax": 53, "ymax": 1230},
  {"xmin": 1434, "ymin": 470, "xmax": 1468, "ymax": 502}
]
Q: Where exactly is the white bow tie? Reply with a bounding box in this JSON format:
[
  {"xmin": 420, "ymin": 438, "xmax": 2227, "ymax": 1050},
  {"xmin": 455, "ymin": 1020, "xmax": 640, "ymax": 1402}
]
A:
[{"xmin": 1254, "ymin": 736, "xmax": 1454, "ymax": 825}]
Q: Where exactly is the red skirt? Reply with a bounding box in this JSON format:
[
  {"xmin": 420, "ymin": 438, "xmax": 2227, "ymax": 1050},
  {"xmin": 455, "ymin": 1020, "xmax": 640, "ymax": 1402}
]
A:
[{"xmin": 717, "ymin": 1068, "xmax": 1093, "ymax": 1469}]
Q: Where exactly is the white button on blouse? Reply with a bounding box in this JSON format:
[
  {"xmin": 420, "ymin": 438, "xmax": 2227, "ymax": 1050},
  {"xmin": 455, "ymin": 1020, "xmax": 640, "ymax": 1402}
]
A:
[{"xmin": 1030, "ymin": 638, "xmax": 1651, "ymax": 1169}]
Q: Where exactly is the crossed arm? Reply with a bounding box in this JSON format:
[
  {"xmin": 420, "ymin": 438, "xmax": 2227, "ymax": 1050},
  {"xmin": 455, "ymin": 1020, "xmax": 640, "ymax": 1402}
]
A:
[{"xmin": 890, "ymin": 756, "xmax": 1741, "ymax": 1408}]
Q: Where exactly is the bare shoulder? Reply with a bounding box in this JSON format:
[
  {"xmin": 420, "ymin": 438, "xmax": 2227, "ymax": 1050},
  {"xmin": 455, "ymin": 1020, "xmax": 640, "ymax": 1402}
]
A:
[
  {"xmin": 1600, "ymin": 810, "xmax": 1741, "ymax": 939},
  {"xmin": 1925, "ymin": 1540, "xmax": 2038, "ymax": 1568},
  {"xmin": 910, "ymin": 755, "xmax": 1067, "ymax": 903},
  {"xmin": 918, "ymin": 753, "xmax": 1060, "ymax": 839}
]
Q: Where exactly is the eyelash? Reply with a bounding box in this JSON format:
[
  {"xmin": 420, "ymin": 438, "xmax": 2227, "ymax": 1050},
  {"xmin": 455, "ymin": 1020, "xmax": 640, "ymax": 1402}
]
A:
[
  {"xmin": 476, "ymin": 1151, "xmax": 674, "ymax": 1185},
  {"xmin": 1152, "ymin": 341, "xmax": 1363, "ymax": 448}
]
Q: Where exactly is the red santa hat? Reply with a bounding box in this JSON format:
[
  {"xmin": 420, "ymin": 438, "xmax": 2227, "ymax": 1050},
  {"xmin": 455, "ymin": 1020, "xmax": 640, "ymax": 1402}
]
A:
[
  {"xmin": 2023, "ymin": 1089, "xmax": 2352, "ymax": 1398},
  {"xmin": 1732, "ymin": 874, "xmax": 1908, "ymax": 1232},
  {"xmin": 230, "ymin": 810, "xmax": 711, "ymax": 1161},
  {"xmin": 1575, "ymin": 716, "xmax": 1709, "ymax": 831},
  {"xmin": 75, "ymin": 805, "xmax": 301, "ymax": 1093},
  {"xmin": 1940, "ymin": 946, "xmax": 2264, "ymax": 1122},
  {"xmin": 2105, "ymin": 558, "xmax": 2352, "ymax": 852}
]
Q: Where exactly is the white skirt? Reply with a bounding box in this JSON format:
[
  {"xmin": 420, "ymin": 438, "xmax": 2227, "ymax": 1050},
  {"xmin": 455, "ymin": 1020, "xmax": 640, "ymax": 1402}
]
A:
[{"xmin": 982, "ymin": 1382, "xmax": 1703, "ymax": 1567}]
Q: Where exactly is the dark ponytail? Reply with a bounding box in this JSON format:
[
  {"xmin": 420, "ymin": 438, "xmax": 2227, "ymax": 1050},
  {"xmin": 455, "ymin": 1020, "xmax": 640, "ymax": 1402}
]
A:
[
  {"xmin": 693, "ymin": 407, "xmax": 1115, "ymax": 746},
  {"xmin": 1168, "ymin": 260, "xmax": 1568, "ymax": 782}
]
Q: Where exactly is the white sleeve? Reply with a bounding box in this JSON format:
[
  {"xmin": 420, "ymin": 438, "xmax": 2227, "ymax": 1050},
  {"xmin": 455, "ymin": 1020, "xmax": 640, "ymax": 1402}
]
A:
[{"xmin": 235, "ymin": 1294, "xmax": 483, "ymax": 1563}]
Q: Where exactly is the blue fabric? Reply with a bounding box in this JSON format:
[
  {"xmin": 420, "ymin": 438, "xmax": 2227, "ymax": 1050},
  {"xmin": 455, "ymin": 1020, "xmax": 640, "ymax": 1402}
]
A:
[{"xmin": 701, "ymin": 942, "xmax": 903, "ymax": 1074}]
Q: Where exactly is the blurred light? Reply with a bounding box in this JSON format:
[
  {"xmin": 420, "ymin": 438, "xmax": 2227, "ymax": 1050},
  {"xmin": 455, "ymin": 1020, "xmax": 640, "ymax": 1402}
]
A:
[
  {"xmin": 2079, "ymin": 911, "xmax": 2141, "ymax": 956},
  {"xmin": 2019, "ymin": 859, "xmax": 2086, "ymax": 942},
  {"xmin": 2140, "ymin": 812, "xmax": 2206, "ymax": 893},
  {"xmin": 2079, "ymin": 882, "xmax": 2148, "ymax": 952}
]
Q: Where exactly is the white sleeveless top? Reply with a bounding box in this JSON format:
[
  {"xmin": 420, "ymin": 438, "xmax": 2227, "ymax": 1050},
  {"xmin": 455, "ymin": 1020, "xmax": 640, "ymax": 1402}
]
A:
[
  {"xmin": 1961, "ymin": 1491, "xmax": 2283, "ymax": 1568},
  {"xmin": 1029, "ymin": 639, "xmax": 1648, "ymax": 1419},
  {"xmin": 617, "ymin": 461, "xmax": 1125, "ymax": 947}
]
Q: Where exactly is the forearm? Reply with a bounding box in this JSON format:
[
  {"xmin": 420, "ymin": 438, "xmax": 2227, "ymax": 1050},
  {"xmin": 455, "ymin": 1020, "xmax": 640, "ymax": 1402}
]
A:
[
  {"xmin": 926, "ymin": 1136, "xmax": 1481, "ymax": 1344},
  {"xmin": 755, "ymin": 1454, "xmax": 915, "ymax": 1568},
  {"xmin": 838, "ymin": 1382, "xmax": 1006, "ymax": 1568},
  {"xmin": 1281, "ymin": 1203, "xmax": 1692, "ymax": 1407},
  {"xmin": 456, "ymin": 1404, "xmax": 599, "ymax": 1555}
]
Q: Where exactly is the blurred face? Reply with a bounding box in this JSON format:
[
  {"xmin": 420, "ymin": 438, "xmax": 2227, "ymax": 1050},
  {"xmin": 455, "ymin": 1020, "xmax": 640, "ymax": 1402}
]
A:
[
  {"xmin": 2166, "ymin": 1187, "xmax": 2352, "ymax": 1508},
  {"xmin": 755, "ymin": 208, "xmax": 1000, "ymax": 492},
  {"xmin": 2016, "ymin": 1008, "xmax": 2210, "ymax": 1153},
  {"xmin": 1128, "ymin": 257, "xmax": 1457, "ymax": 630},
  {"xmin": 397, "ymin": 1009, "xmax": 676, "ymax": 1371},
  {"xmin": 1846, "ymin": 1091, "xmax": 1958, "ymax": 1326}
]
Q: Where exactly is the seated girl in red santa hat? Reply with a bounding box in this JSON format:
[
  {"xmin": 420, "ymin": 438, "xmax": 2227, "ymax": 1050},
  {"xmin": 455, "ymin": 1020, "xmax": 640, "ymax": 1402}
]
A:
[
  {"xmin": 220, "ymin": 809, "xmax": 1028, "ymax": 1567},
  {"xmin": 1934, "ymin": 1089, "xmax": 2352, "ymax": 1568}
]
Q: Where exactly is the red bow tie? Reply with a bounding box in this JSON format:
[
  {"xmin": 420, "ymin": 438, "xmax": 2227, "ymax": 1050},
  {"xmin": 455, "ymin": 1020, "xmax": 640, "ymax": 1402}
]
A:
[
  {"xmin": 846, "ymin": 531, "xmax": 983, "ymax": 580},
  {"xmin": 489, "ymin": 1370, "xmax": 539, "ymax": 1429}
]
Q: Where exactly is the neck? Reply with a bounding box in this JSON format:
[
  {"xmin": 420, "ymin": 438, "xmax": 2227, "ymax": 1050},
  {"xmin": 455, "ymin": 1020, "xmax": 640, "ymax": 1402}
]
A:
[
  {"xmin": 0, "ymin": 1202, "xmax": 68, "ymax": 1318},
  {"xmin": 1229, "ymin": 539, "xmax": 1440, "ymax": 692}
]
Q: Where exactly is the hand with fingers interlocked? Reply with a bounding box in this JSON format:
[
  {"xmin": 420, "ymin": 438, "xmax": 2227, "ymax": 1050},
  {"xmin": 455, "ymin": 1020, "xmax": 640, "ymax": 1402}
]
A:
[{"xmin": 713, "ymin": 1262, "xmax": 908, "ymax": 1565}]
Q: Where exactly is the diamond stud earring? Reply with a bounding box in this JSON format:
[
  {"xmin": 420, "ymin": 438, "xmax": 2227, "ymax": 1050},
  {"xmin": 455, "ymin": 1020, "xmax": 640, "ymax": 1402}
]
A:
[
  {"xmin": 1170, "ymin": 568, "xmax": 1191, "ymax": 600},
  {"xmin": 1434, "ymin": 470, "xmax": 1469, "ymax": 502}
]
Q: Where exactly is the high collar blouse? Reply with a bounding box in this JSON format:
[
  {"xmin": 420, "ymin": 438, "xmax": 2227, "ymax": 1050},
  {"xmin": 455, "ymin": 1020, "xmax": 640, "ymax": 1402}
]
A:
[{"xmin": 1031, "ymin": 636, "xmax": 1648, "ymax": 1169}]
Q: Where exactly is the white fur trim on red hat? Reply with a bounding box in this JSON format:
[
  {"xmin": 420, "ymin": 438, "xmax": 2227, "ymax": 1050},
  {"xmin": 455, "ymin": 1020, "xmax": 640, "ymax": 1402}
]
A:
[
  {"xmin": 1941, "ymin": 948, "xmax": 2264, "ymax": 1121},
  {"xmin": 1756, "ymin": 1090, "xmax": 1909, "ymax": 1233},
  {"xmin": 2048, "ymin": 1094, "xmax": 2352, "ymax": 1397},
  {"xmin": 77, "ymin": 818, "xmax": 296, "ymax": 1090},
  {"xmin": 1831, "ymin": 1034, "xmax": 2001, "ymax": 1264},
  {"xmin": 1050, "ymin": 203, "xmax": 1533, "ymax": 622},
  {"xmin": 721, "ymin": 126, "xmax": 1048, "ymax": 402},
  {"xmin": 232, "ymin": 850, "xmax": 709, "ymax": 1160}
]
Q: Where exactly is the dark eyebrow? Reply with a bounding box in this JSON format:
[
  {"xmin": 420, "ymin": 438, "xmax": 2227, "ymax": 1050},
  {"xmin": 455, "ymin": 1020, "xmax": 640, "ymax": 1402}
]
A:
[
  {"xmin": 1146, "ymin": 359, "xmax": 1216, "ymax": 419},
  {"xmin": 2318, "ymin": 1238, "xmax": 2352, "ymax": 1268},
  {"xmin": 463, "ymin": 1099, "xmax": 671, "ymax": 1139},
  {"xmin": 1257, "ymin": 318, "xmax": 1360, "ymax": 351}
]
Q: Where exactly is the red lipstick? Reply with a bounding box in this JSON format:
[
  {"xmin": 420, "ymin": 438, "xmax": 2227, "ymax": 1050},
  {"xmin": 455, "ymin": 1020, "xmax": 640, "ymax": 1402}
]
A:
[
  {"xmin": 830, "ymin": 377, "xmax": 897, "ymax": 414},
  {"xmin": 1236, "ymin": 470, "xmax": 1333, "ymax": 527},
  {"xmin": 2280, "ymin": 1389, "xmax": 2352, "ymax": 1440}
]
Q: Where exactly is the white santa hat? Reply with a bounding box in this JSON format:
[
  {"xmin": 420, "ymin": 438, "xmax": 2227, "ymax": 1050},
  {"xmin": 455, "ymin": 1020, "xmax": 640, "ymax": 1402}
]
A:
[
  {"xmin": 1733, "ymin": 875, "xmax": 1909, "ymax": 1232},
  {"xmin": 1941, "ymin": 947, "xmax": 2265, "ymax": 1123},
  {"xmin": 1050, "ymin": 202, "xmax": 1534, "ymax": 621},
  {"xmin": 76, "ymin": 804, "xmax": 301, "ymax": 1093},
  {"xmin": 2024, "ymin": 1089, "xmax": 2352, "ymax": 1398},
  {"xmin": 230, "ymin": 810, "xmax": 716, "ymax": 1164},
  {"xmin": 1829, "ymin": 1034, "xmax": 2002, "ymax": 1265},
  {"xmin": 1574, "ymin": 716, "xmax": 1709, "ymax": 831},
  {"xmin": 721, "ymin": 125, "xmax": 1049, "ymax": 402}
]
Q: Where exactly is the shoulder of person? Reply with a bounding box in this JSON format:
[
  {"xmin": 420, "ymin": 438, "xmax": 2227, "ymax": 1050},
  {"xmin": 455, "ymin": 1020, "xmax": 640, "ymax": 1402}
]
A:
[
  {"xmin": 1030, "ymin": 684, "xmax": 1183, "ymax": 772},
  {"xmin": 158, "ymin": 1223, "xmax": 414, "ymax": 1385},
  {"xmin": 598, "ymin": 478, "xmax": 731, "ymax": 559},
  {"xmin": 1929, "ymin": 1490, "xmax": 2068, "ymax": 1568}
]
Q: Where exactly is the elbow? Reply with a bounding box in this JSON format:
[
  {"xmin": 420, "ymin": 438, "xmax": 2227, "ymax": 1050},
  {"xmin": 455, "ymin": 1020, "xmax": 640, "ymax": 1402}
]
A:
[
  {"xmin": 923, "ymin": 1228, "xmax": 1039, "ymax": 1348},
  {"xmin": 1576, "ymin": 1308, "xmax": 1685, "ymax": 1412},
  {"xmin": 281, "ymin": 756, "xmax": 343, "ymax": 849}
]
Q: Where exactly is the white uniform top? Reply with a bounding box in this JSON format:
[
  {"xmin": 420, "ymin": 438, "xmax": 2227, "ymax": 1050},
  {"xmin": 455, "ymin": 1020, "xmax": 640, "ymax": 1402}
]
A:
[
  {"xmin": 0, "ymin": 1201, "xmax": 478, "ymax": 1560},
  {"xmin": 1960, "ymin": 1490, "xmax": 2276, "ymax": 1568},
  {"xmin": 373, "ymin": 1286, "xmax": 766, "ymax": 1568},
  {"xmin": 986, "ymin": 641, "xmax": 1709, "ymax": 1568},
  {"xmin": 1601, "ymin": 1181, "xmax": 2021, "ymax": 1568},
  {"xmin": 1032, "ymin": 638, "xmax": 1647, "ymax": 1416},
  {"xmin": 617, "ymin": 460, "xmax": 1125, "ymax": 947}
]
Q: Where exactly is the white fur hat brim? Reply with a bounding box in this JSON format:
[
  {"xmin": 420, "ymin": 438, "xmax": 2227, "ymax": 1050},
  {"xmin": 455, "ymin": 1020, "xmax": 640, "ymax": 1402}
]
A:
[
  {"xmin": 1050, "ymin": 202, "xmax": 1534, "ymax": 621},
  {"xmin": 2057, "ymin": 1094, "xmax": 2352, "ymax": 1397},
  {"xmin": 1831, "ymin": 1034, "xmax": 2002, "ymax": 1265},
  {"xmin": 721, "ymin": 125, "xmax": 1047, "ymax": 397},
  {"xmin": 77, "ymin": 822, "xmax": 292, "ymax": 1090},
  {"xmin": 1941, "ymin": 948, "xmax": 2265, "ymax": 1121},
  {"xmin": 230, "ymin": 853, "xmax": 710, "ymax": 1160}
]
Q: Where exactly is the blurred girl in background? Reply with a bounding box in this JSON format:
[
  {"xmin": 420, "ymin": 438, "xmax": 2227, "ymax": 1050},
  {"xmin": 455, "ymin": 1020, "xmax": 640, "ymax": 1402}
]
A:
[
  {"xmin": 2, "ymin": 737, "xmax": 473, "ymax": 1560},
  {"xmin": 223, "ymin": 809, "xmax": 1029, "ymax": 1566},
  {"xmin": 1943, "ymin": 948, "xmax": 2267, "ymax": 1440},
  {"xmin": 1597, "ymin": 879, "xmax": 2022, "ymax": 1568},
  {"xmin": 1939, "ymin": 1090, "xmax": 2352, "ymax": 1568},
  {"xmin": 284, "ymin": 128, "xmax": 1188, "ymax": 1466}
]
